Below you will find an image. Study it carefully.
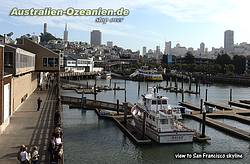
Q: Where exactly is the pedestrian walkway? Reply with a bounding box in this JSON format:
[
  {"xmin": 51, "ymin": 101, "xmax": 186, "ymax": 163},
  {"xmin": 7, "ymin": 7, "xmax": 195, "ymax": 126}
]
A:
[{"xmin": 0, "ymin": 86, "xmax": 57, "ymax": 164}]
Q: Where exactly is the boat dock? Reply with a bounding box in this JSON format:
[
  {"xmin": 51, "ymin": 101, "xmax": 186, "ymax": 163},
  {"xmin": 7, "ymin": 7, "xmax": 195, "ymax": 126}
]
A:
[
  {"xmin": 204, "ymin": 101, "xmax": 233, "ymax": 111},
  {"xmin": 61, "ymin": 96, "xmax": 134, "ymax": 113},
  {"xmin": 94, "ymin": 109, "xmax": 152, "ymax": 145},
  {"xmin": 228, "ymin": 101, "xmax": 250, "ymax": 109},
  {"xmin": 180, "ymin": 100, "xmax": 250, "ymax": 141},
  {"xmin": 184, "ymin": 113, "xmax": 250, "ymax": 140}
]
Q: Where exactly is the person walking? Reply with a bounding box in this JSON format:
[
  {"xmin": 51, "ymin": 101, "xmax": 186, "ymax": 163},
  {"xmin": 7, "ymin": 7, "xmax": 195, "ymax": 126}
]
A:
[
  {"xmin": 18, "ymin": 145, "xmax": 30, "ymax": 164},
  {"xmin": 31, "ymin": 146, "xmax": 39, "ymax": 164},
  {"xmin": 37, "ymin": 97, "xmax": 42, "ymax": 111}
]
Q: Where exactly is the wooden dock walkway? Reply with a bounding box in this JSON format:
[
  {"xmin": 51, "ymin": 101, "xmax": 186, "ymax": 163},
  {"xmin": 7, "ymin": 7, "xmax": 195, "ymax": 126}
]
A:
[
  {"xmin": 239, "ymin": 100, "xmax": 250, "ymax": 105},
  {"xmin": 229, "ymin": 101, "xmax": 250, "ymax": 109},
  {"xmin": 204, "ymin": 101, "xmax": 233, "ymax": 110},
  {"xmin": 185, "ymin": 114, "xmax": 250, "ymax": 140},
  {"xmin": 179, "ymin": 102, "xmax": 201, "ymax": 111},
  {"xmin": 61, "ymin": 96, "xmax": 133, "ymax": 113}
]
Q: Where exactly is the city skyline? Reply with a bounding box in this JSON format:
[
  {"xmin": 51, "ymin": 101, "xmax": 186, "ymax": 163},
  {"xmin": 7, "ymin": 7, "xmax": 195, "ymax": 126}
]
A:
[{"xmin": 1, "ymin": 0, "xmax": 250, "ymax": 51}]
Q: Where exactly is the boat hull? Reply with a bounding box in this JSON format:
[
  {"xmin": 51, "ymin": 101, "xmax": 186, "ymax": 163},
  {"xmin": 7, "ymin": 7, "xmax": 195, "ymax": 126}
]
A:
[{"xmin": 134, "ymin": 117, "xmax": 194, "ymax": 143}]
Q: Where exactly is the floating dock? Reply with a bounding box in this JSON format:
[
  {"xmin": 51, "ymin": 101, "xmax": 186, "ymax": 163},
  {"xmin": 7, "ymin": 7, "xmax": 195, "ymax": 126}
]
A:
[
  {"xmin": 180, "ymin": 100, "xmax": 250, "ymax": 141},
  {"xmin": 94, "ymin": 108, "xmax": 152, "ymax": 145},
  {"xmin": 229, "ymin": 101, "xmax": 250, "ymax": 109}
]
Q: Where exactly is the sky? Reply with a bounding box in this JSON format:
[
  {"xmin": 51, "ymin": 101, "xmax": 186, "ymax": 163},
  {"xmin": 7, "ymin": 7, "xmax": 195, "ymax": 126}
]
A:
[{"xmin": 1, "ymin": 0, "xmax": 250, "ymax": 51}]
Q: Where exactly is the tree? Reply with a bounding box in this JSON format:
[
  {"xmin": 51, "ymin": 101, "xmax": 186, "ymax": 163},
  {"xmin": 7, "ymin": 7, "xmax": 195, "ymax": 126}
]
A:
[
  {"xmin": 225, "ymin": 64, "xmax": 235, "ymax": 75},
  {"xmin": 216, "ymin": 53, "xmax": 232, "ymax": 73},
  {"xmin": 184, "ymin": 51, "xmax": 195, "ymax": 64},
  {"xmin": 40, "ymin": 32, "xmax": 58, "ymax": 43},
  {"xmin": 232, "ymin": 55, "xmax": 246, "ymax": 74}
]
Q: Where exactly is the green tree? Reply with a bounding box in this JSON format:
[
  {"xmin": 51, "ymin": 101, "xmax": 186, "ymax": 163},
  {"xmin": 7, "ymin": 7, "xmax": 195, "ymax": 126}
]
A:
[
  {"xmin": 184, "ymin": 51, "xmax": 195, "ymax": 64},
  {"xmin": 225, "ymin": 64, "xmax": 235, "ymax": 75},
  {"xmin": 216, "ymin": 53, "xmax": 232, "ymax": 73},
  {"xmin": 40, "ymin": 32, "xmax": 59, "ymax": 43},
  {"xmin": 232, "ymin": 55, "xmax": 246, "ymax": 74}
]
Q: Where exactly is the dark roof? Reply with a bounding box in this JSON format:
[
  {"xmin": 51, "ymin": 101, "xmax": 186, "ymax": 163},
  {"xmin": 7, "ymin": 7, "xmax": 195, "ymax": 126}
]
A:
[{"xmin": 65, "ymin": 53, "xmax": 88, "ymax": 60}]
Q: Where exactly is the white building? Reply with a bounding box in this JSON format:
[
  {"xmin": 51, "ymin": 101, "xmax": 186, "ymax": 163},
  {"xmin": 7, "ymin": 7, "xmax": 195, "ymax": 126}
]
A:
[
  {"xmin": 224, "ymin": 30, "xmax": 234, "ymax": 53},
  {"xmin": 107, "ymin": 41, "xmax": 113, "ymax": 48},
  {"xmin": 91, "ymin": 30, "xmax": 101, "ymax": 46},
  {"xmin": 164, "ymin": 41, "xmax": 171, "ymax": 55},
  {"xmin": 172, "ymin": 43, "xmax": 187, "ymax": 57},
  {"xmin": 64, "ymin": 54, "xmax": 94, "ymax": 72}
]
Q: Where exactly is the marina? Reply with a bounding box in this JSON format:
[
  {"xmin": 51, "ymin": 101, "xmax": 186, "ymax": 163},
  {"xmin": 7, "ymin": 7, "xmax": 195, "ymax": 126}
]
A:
[{"xmin": 61, "ymin": 80, "xmax": 249, "ymax": 150}]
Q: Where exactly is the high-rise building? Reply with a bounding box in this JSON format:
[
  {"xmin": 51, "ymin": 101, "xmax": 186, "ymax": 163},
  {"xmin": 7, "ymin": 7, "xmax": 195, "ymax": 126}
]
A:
[
  {"xmin": 142, "ymin": 46, "xmax": 147, "ymax": 56},
  {"xmin": 164, "ymin": 41, "xmax": 171, "ymax": 55},
  {"xmin": 107, "ymin": 41, "xmax": 113, "ymax": 48},
  {"xmin": 224, "ymin": 30, "xmax": 234, "ymax": 53},
  {"xmin": 155, "ymin": 46, "xmax": 161, "ymax": 62},
  {"xmin": 44, "ymin": 23, "xmax": 47, "ymax": 34},
  {"xmin": 90, "ymin": 30, "xmax": 101, "ymax": 46},
  {"xmin": 200, "ymin": 42, "xmax": 205, "ymax": 54},
  {"xmin": 64, "ymin": 24, "xmax": 68, "ymax": 42}
]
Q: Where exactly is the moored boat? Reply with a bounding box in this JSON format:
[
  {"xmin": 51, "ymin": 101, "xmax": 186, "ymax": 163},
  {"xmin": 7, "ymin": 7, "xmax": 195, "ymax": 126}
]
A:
[
  {"xmin": 131, "ymin": 88, "xmax": 195, "ymax": 143},
  {"xmin": 130, "ymin": 66, "xmax": 163, "ymax": 81}
]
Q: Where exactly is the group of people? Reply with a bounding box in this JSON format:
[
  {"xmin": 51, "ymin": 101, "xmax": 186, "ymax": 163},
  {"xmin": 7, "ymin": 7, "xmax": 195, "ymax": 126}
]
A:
[
  {"xmin": 48, "ymin": 127, "xmax": 63, "ymax": 164},
  {"xmin": 17, "ymin": 145, "xmax": 39, "ymax": 164}
]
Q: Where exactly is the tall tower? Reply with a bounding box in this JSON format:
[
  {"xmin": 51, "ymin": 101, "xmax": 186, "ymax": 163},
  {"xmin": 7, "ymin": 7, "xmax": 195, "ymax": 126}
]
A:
[
  {"xmin": 164, "ymin": 41, "xmax": 171, "ymax": 55},
  {"xmin": 200, "ymin": 42, "xmax": 205, "ymax": 54},
  {"xmin": 44, "ymin": 23, "xmax": 47, "ymax": 34},
  {"xmin": 64, "ymin": 24, "xmax": 68, "ymax": 42},
  {"xmin": 90, "ymin": 30, "xmax": 101, "ymax": 46},
  {"xmin": 224, "ymin": 30, "xmax": 234, "ymax": 53},
  {"xmin": 142, "ymin": 46, "xmax": 147, "ymax": 56}
]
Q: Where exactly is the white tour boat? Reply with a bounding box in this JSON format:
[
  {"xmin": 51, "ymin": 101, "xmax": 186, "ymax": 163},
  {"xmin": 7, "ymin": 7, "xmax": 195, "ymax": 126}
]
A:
[{"xmin": 131, "ymin": 88, "xmax": 195, "ymax": 143}]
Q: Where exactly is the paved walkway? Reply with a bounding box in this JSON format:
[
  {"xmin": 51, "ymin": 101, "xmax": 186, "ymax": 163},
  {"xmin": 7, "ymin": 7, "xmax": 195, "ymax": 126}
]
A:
[{"xmin": 0, "ymin": 86, "xmax": 57, "ymax": 163}]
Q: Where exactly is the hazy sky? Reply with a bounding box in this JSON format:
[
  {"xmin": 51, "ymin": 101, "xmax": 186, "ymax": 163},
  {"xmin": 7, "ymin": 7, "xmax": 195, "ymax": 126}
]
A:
[{"xmin": 1, "ymin": 0, "xmax": 250, "ymax": 51}]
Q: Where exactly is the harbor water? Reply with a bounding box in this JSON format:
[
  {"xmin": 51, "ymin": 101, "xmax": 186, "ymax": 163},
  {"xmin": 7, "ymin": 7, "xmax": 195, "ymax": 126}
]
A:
[{"xmin": 62, "ymin": 79, "xmax": 250, "ymax": 164}]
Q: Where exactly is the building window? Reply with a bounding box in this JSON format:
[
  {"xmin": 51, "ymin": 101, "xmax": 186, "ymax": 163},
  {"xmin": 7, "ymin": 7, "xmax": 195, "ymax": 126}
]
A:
[
  {"xmin": 54, "ymin": 58, "xmax": 58, "ymax": 67},
  {"xmin": 43, "ymin": 58, "xmax": 48, "ymax": 67},
  {"xmin": 48, "ymin": 58, "xmax": 54, "ymax": 67}
]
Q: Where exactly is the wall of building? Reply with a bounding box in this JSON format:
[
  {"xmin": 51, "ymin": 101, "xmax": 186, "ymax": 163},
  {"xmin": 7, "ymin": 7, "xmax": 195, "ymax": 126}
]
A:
[
  {"xmin": 12, "ymin": 72, "xmax": 38, "ymax": 112},
  {"xmin": 16, "ymin": 37, "xmax": 59, "ymax": 72},
  {"xmin": 0, "ymin": 45, "xmax": 4, "ymax": 127}
]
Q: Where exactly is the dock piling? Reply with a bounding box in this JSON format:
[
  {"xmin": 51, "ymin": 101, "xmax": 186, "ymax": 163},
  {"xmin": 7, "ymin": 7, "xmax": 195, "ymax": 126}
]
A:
[
  {"xmin": 114, "ymin": 83, "xmax": 116, "ymax": 95},
  {"xmin": 229, "ymin": 88, "xmax": 233, "ymax": 103},
  {"xmin": 170, "ymin": 77, "xmax": 172, "ymax": 87},
  {"xmin": 138, "ymin": 82, "xmax": 140, "ymax": 96},
  {"xmin": 94, "ymin": 84, "xmax": 97, "ymax": 101},
  {"xmin": 146, "ymin": 81, "xmax": 149, "ymax": 92},
  {"xmin": 200, "ymin": 98, "xmax": 203, "ymax": 114},
  {"xmin": 189, "ymin": 76, "xmax": 192, "ymax": 91},
  {"xmin": 201, "ymin": 111, "xmax": 206, "ymax": 138},
  {"xmin": 195, "ymin": 80, "xmax": 198, "ymax": 93},
  {"xmin": 123, "ymin": 102, "xmax": 128, "ymax": 125},
  {"xmin": 205, "ymin": 88, "xmax": 208, "ymax": 101},
  {"xmin": 116, "ymin": 99, "xmax": 120, "ymax": 115},
  {"xmin": 142, "ymin": 111, "xmax": 146, "ymax": 139},
  {"xmin": 181, "ymin": 90, "xmax": 184, "ymax": 102},
  {"xmin": 198, "ymin": 80, "xmax": 201, "ymax": 94},
  {"xmin": 124, "ymin": 89, "xmax": 127, "ymax": 102},
  {"xmin": 181, "ymin": 76, "xmax": 184, "ymax": 90}
]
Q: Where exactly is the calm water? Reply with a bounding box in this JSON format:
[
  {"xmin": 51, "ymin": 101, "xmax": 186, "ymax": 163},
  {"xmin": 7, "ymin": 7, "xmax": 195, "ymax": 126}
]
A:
[{"xmin": 62, "ymin": 79, "xmax": 250, "ymax": 164}]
